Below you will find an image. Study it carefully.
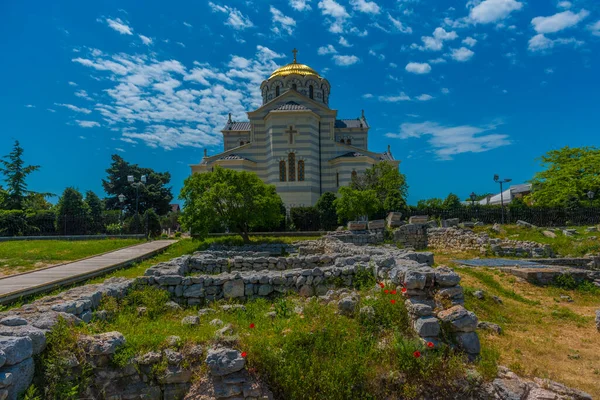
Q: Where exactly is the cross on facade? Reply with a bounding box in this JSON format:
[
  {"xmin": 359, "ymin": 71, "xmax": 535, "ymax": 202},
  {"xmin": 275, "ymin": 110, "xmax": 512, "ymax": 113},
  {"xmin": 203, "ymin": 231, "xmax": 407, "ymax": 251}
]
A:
[
  {"xmin": 285, "ymin": 125, "xmax": 297, "ymax": 144},
  {"xmin": 292, "ymin": 48, "xmax": 298, "ymax": 63}
]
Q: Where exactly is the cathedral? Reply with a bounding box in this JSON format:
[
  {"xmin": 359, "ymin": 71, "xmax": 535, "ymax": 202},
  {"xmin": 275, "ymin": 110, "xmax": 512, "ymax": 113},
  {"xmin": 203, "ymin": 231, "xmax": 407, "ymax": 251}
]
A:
[{"xmin": 190, "ymin": 49, "xmax": 399, "ymax": 209}]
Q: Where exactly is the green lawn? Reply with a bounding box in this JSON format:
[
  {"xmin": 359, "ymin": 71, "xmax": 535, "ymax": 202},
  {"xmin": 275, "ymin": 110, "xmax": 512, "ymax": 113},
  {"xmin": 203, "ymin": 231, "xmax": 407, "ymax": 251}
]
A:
[{"xmin": 0, "ymin": 239, "xmax": 145, "ymax": 276}]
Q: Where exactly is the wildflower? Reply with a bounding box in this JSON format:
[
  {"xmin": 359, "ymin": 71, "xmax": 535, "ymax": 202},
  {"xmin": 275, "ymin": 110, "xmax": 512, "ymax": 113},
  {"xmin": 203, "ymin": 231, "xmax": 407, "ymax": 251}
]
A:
[
  {"xmin": 241, "ymin": 351, "xmax": 247, "ymax": 358},
  {"xmin": 379, "ymin": 282, "xmax": 385, "ymax": 288},
  {"xmin": 401, "ymin": 287, "xmax": 407, "ymax": 294},
  {"xmin": 413, "ymin": 351, "xmax": 421, "ymax": 358},
  {"xmin": 427, "ymin": 341, "xmax": 434, "ymax": 349},
  {"xmin": 390, "ymin": 299, "xmax": 396, "ymax": 304},
  {"xmin": 384, "ymin": 289, "xmax": 389, "ymax": 294},
  {"xmin": 391, "ymin": 290, "xmax": 397, "ymax": 295},
  {"xmin": 249, "ymin": 323, "xmax": 255, "ymax": 329}
]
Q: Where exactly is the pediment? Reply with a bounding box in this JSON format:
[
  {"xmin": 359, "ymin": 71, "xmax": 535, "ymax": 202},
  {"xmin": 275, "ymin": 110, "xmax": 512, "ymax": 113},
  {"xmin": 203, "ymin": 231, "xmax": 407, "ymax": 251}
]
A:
[{"xmin": 248, "ymin": 89, "xmax": 336, "ymax": 118}]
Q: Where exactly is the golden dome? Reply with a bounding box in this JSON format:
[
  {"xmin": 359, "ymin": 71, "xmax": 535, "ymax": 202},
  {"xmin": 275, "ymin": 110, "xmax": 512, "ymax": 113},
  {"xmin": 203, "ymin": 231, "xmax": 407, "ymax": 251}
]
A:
[{"xmin": 269, "ymin": 49, "xmax": 321, "ymax": 79}]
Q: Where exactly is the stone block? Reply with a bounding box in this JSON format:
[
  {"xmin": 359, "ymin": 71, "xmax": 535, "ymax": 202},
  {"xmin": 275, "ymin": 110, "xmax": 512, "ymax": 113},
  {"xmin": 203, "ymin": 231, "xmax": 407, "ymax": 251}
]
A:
[
  {"xmin": 408, "ymin": 215, "xmax": 428, "ymax": 224},
  {"xmin": 386, "ymin": 212, "xmax": 403, "ymax": 228},
  {"xmin": 368, "ymin": 219, "xmax": 385, "ymax": 230},
  {"xmin": 0, "ymin": 336, "xmax": 32, "ymax": 366},
  {"xmin": 205, "ymin": 348, "xmax": 245, "ymax": 376},
  {"xmin": 347, "ymin": 221, "xmax": 367, "ymax": 231},
  {"xmin": 434, "ymin": 267, "xmax": 461, "ymax": 287},
  {"xmin": 1, "ymin": 357, "xmax": 34, "ymax": 399},
  {"xmin": 437, "ymin": 305, "xmax": 478, "ymax": 332},
  {"xmin": 404, "ymin": 270, "xmax": 427, "ymax": 290},
  {"xmin": 455, "ymin": 332, "xmax": 481, "ymax": 355},
  {"xmin": 257, "ymin": 284, "xmax": 273, "ymax": 296},
  {"xmin": 223, "ymin": 279, "xmax": 244, "ymax": 299},
  {"xmin": 413, "ymin": 317, "xmax": 440, "ymax": 337}
]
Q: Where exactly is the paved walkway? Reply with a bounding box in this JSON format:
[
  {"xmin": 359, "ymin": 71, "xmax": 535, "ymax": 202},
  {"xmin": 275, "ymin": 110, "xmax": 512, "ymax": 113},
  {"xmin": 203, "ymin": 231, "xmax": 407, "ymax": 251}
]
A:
[{"xmin": 0, "ymin": 240, "xmax": 176, "ymax": 304}]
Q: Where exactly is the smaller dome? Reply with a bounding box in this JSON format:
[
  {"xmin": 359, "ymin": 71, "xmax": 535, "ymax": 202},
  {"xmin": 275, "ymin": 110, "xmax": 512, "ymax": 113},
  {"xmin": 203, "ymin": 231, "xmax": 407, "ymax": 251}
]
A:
[{"xmin": 269, "ymin": 49, "xmax": 321, "ymax": 79}]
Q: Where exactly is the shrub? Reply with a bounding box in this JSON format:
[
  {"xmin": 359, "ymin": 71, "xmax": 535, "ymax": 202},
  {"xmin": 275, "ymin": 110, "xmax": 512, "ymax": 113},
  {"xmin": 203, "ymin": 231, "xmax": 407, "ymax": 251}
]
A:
[
  {"xmin": 0, "ymin": 209, "xmax": 27, "ymax": 236},
  {"xmin": 125, "ymin": 213, "xmax": 143, "ymax": 234},
  {"xmin": 26, "ymin": 210, "xmax": 57, "ymax": 235},
  {"xmin": 55, "ymin": 187, "xmax": 91, "ymax": 235},
  {"xmin": 289, "ymin": 206, "xmax": 320, "ymax": 231},
  {"xmin": 174, "ymin": 231, "xmax": 182, "ymax": 238},
  {"xmin": 105, "ymin": 223, "xmax": 122, "ymax": 235},
  {"xmin": 353, "ymin": 266, "xmax": 376, "ymax": 290},
  {"xmin": 143, "ymin": 209, "xmax": 162, "ymax": 238},
  {"xmin": 122, "ymin": 286, "xmax": 170, "ymax": 319},
  {"xmin": 316, "ymin": 192, "xmax": 338, "ymax": 231}
]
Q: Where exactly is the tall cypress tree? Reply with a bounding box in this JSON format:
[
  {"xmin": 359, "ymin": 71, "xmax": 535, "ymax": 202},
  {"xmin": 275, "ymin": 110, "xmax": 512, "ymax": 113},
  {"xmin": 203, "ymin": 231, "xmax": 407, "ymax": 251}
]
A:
[{"xmin": 0, "ymin": 141, "xmax": 41, "ymax": 210}]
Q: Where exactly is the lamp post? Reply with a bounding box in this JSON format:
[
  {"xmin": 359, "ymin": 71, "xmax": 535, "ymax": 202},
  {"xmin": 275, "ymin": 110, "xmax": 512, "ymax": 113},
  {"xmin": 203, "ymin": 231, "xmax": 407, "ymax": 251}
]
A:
[
  {"xmin": 470, "ymin": 192, "xmax": 477, "ymax": 206},
  {"xmin": 587, "ymin": 190, "xmax": 595, "ymax": 207},
  {"xmin": 118, "ymin": 194, "xmax": 125, "ymax": 234},
  {"xmin": 127, "ymin": 175, "xmax": 146, "ymax": 233},
  {"xmin": 494, "ymin": 175, "xmax": 512, "ymax": 224}
]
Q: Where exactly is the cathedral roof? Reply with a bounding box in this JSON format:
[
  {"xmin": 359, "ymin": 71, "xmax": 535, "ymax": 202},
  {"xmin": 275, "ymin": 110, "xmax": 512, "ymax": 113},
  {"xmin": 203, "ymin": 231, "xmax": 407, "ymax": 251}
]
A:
[
  {"xmin": 217, "ymin": 153, "xmax": 252, "ymax": 161},
  {"xmin": 274, "ymin": 101, "xmax": 309, "ymax": 111},
  {"xmin": 269, "ymin": 49, "xmax": 321, "ymax": 79},
  {"xmin": 335, "ymin": 119, "xmax": 369, "ymax": 129},
  {"xmin": 332, "ymin": 150, "xmax": 395, "ymax": 162},
  {"xmin": 332, "ymin": 151, "xmax": 368, "ymax": 159},
  {"xmin": 223, "ymin": 121, "xmax": 251, "ymax": 131}
]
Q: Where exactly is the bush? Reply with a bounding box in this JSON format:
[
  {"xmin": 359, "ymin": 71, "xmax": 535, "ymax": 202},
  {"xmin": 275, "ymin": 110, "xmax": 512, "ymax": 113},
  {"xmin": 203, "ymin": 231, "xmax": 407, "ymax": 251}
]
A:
[
  {"xmin": 0, "ymin": 210, "xmax": 27, "ymax": 236},
  {"xmin": 316, "ymin": 192, "xmax": 338, "ymax": 231},
  {"xmin": 174, "ymin": 231, "xmax": 182, "ymax": 238},
  {"xmin": 143, "ymin": 209, "xmax": 162, "ymax": 238},
  {"xmin": 289, "ymin": 206, "xmax": 320, "ymax": 231},
  {"xmin": 125, "ymin": 213, "xmax": 143, "ymax": 234},
  {"xmin": 105, "ymin": 223, "xmax": 122, "ymax": 235},
  {"xmin": 55, "ymin": 187, "xmax": 91, "ymax": 235},
  {"xmin": 26, "ymin": 210, "xmax": 57, "ymax": 235}
]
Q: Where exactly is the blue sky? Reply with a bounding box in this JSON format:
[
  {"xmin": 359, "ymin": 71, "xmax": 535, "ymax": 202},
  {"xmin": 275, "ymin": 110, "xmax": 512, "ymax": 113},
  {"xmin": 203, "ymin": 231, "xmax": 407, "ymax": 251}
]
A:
[{"xmin": 1, "ymin": 0, "xmax": 599, "ymax": 205}]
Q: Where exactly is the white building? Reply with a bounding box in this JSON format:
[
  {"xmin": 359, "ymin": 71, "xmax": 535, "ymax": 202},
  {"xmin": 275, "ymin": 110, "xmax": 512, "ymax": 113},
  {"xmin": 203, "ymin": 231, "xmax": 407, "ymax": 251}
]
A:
[
  {"xmin": 478, "ymin": 183, "xmax": 532, "ymax": 206},
  {"xmin": 190, "ymin": 50, "xmax": 399, "ymax": 208}
]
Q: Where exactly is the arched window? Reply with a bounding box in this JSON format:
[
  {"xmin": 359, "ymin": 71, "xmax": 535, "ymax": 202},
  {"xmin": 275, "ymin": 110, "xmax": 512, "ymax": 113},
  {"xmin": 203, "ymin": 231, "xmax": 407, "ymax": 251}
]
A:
[
  {"xmin": 336, "ymin": 172, "xmax": 339, "ymax": 187},
  {"xmin": 351, "ymin": 171, "xmax": 357, "ymax": 180},
  {"xmin": 279, "ymin": 161, "xmax": 286, "ymax": 182},
  {"xmin": 346, "ymin": 139, "xmax": 352, "ymax": 145},
  {"xmin": 288, "ymin": 153, "xmax": 296, "ymax": 181},
  {"xmin": 292, "ymin": 84, "xmax": 297, "ymax": 90},
  {"xmin": 275, "ymin": 86, "xmax": 280, "ymax": 97},
  {"xmin": 240, "ymin": 141, "xmax": 244, "ymax": 146},
  {"xmin": 309, "ymin": 85, "xmax": 314, "ymax": 99},
  {"xmin": 340, "ymin": 138, "xmax": 345, "ymax": 144},
  {"xmin": 298, "ymin": 160, "xmax": 305, "ymax": 181}
]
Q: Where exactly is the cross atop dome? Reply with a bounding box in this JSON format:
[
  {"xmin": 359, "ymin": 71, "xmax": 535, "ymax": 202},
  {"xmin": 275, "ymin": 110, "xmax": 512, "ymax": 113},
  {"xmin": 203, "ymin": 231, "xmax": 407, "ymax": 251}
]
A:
[{"xmin": 292, "ymin": 48, "xmax": 298, "ymax": 63}]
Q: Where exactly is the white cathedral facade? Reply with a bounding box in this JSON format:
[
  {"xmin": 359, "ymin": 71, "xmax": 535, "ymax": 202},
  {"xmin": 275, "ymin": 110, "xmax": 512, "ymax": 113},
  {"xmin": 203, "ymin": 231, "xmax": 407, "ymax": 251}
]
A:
[{"xmin": 190, "ymin": 50, "xmax": 400, "ymax": 209}]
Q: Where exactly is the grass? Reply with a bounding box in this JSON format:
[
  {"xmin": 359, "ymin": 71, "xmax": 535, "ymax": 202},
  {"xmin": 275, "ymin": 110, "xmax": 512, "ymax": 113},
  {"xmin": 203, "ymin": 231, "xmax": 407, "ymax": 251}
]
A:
[
  {"xmin": 456, "ymin": 265, "xmax": 600, "ymax": 398},
  {"xmin": 0, "ymin": 239, "xmax": 144, "ymax": 277},
  {"xmin": 77, "ymin": 285, "xmax": 485, "ymax": 400},
  {"xmin": 473, "ymin": 224, "xmax": 600, "ymax": 257}
]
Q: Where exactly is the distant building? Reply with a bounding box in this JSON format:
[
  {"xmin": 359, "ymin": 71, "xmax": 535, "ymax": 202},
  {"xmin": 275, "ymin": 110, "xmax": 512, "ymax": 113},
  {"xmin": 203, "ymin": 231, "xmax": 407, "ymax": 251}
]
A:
[
  {"xmin": 170, "ymin": 204, "xmax": 181, "ymax": 213},
  {"xmin": 478, "ymin": 183, "xmax": 532, "ymax": 206}
]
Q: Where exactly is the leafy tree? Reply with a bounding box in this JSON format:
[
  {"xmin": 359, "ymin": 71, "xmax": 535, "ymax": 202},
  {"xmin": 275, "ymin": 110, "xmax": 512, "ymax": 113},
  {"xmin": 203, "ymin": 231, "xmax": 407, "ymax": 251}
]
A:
[
  {"xmin": 0, "ymin": 186, "xmax": 8, "ymax": 209},
  {"xmin": 442, "ymin": 193, "xmax": 462, "ymax": 209},
  {"xmin": 143, "ymin": 209, "xmax": 162, "ymax": 237},
  {"xmin": 0, "ymin": 140, "xmax": 46, "ymax": 210},
  {"xmin": 179, "ymin": 166, "xmax": 283, "ymax": 242},
  {"xmin": 464, "ymin": 193, "xmax": 493, "ymax": 202},
  {"xmin": 160, "ymin": 211, "xmax": 181, "ymax": 232},
  {"xmin": 315, "ymin": 192, "xmax": 338, "ymax": 231},
  {"xmin": 125, "ymin": 213, "xmax": 143, "ymax": 234},
  {"xmin": 22, "ymin": 193, "xmax": 52, "ymax": 212},
  {"xmin": 290, "ymin": 206, "xmax": 320, "ymax": 231},
  {"xmin": 85, "ymin": 191, "xmax": 105, "ymax": 234},
  {"xmin": 416, "ymin": 198, "xmax": 443, "ymax": 210},
  {"xmin": 350, "ymin": 162, "xmax": 408, "ymax": 213},
  {"xmin": 334, "ymin": 187, "xmax": 379, "ymax": 222},
  {"xmin": 530, "ymin": 146, "xmax": 600, "ymax": 207},
  {"xmin": 56, "ymin": 187, "xmax": 90, "ymax": 235},
  {"xmin": 102, "ymin": 154, "xmax": 173, "ymax": 216}
]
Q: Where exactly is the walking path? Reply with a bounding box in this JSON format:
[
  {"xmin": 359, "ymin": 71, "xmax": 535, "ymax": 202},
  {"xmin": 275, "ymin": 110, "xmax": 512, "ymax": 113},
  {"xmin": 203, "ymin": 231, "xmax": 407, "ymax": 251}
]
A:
[{"xmin": 0, "ymin": 240, "xmax": 176, "ymax": 304}]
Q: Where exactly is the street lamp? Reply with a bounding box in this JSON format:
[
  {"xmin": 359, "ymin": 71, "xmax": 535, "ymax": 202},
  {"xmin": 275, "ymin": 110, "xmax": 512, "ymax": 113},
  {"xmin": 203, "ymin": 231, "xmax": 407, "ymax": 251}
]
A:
[
  {"xmin": 127, "ymin": 174, "xmax": 147, "ymax": 216},
  {"xmin": 118, "ymin": 194, "xmax": 125, "ymax": 234},
  {"xmin": 494, "ymin": 175, "xmax": 512, "ymax": 224},
  {"xmin": 587, "ymin": 190, "xmax": 595, "ymax": 207},
  {"xmin": 470, "ymin": 192, "xmax": 477, "ymax": 206}
]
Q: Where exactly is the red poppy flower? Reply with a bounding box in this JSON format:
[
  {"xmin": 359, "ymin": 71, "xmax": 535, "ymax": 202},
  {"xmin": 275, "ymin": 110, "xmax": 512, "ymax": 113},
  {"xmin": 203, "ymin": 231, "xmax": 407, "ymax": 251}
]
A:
[
  {"xmin": 413, "ymin": 351, "xmax": 421, "ymax": 358},
  {"xmin": 427, "ymin": 342, "xmax": 434, "ymax": 349},
  {"xmin": 241, "ymin": 351, "xmax": 247, "ymax": 358},
  {"xmin": 379, "ymin": 282, "xmax": 385, "ymax": 288},
  {"xmin": 391, "ymin": 290, "xmax": 397, "ymax": 295},
  {"xmin": 390, "ymin": 299, "xmax": 396, "ymax": 304},
  {"xmin": 401, "ymin": 287, "xmax": 407, "ymax": 293},
  {"xmin": 249, "ymin": 323, "xmax": 255, "ymax": 329},
  {"xmin": 384, "ymin": 289, "xmax": 389, "ymax": 294}
]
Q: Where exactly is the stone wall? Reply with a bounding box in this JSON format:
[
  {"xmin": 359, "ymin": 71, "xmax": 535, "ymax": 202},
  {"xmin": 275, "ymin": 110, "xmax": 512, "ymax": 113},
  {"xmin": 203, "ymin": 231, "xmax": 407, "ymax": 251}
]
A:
[
  {"xmin": 427, "ymin": 227, "xmax": 554, "ymax": 258},
  {"xmin": 324, "ymin": 229, "xmax": 385, "ymax": 245},
  {"xmin": 393, "ymin": 223, "xmax": 428, "ymax": 250}
]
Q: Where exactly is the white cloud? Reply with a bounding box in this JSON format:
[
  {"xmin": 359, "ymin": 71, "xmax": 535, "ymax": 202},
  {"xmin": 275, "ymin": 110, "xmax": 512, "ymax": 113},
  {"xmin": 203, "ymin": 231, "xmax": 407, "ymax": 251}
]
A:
[
  {"xmin": 317, "ymin": 45, "xmax": 337, "ymax": 55},
  {"xmin": 177, "ymin": 42, "xmax": 186, "ymax": 48},
  {"xmin": 339, "ymin": 36, "xmax": 352, "ymax": 47},
  {"xmin": 545, "ymin": 67, "xmax": 554, "ymax": 74},
  {"xmin": 389, "ymin": 62, "xmax": 397, "ymax": 68},
  {"xmin": 362, "ymin": 93, "xmax": 373, "ymax": 98},
  {"xmin": 527, "ymin": 34, "xmax": 584, "ymax": 52},
  {"xmin": 183, "ymin": 22, "xmax": 193, "ymax": 28},
  {"xmin": 79, "ymin": 136, "xmax": 86, "ymax": 139},
  {"xmin": 209, "ymin": 2, "xmax": 254, "ymax": 30},
  {"xmin": 417, "ymin": 94, "xmax": 434, "ymax": 101},
  {"xmin": 290, "ymin": 0, "xmax": 312, "ymax": 11},
  {"xmin": 75, "ymin": 90, "xmax": 92, "ymax": 100},
  {"xmin": 589, "ymin": 20, "xmax": 600, "ymax": 36},
  {"xmin": 368, "ymin": 49, "xmax": 385, "ymax": 60},
  {"xmin": 55, "ymin": 103, "xmax": 92, "ymax": 114},
  {"xmin": 120, "ymin": 138, "xmax": 138, "ymax": 144},
  {"xmin": 71, "ymin": 45, "xmax": 287, "ymax": 150},
  {"xmin": 350, "ymin": 0, "xmax": 380, "ymax": 14},
  {"xmin": 429, "ymin": 57, "xmax": 447, "ymax": 64},
  {"xmin": 531, "ymin": 10, "xmax": 589, "ymax": 34},
  {"xmin": 558, "ymin": 1, "xmax": 571, "ymax": 9},
  {"xmin": 47, "ymin": 108, "xmax": 56, "ymax": 112},
  {"xmin": 68, "ymin": 81, "xmax": 78, "ymax": 86},
  {"xmin": 115, "ymin": 148, "xmax": 125, "ymax": 152},
  {"xmin": 405, "ymin": 62, "xmax": 431, "ymax": 74},
  {"xmin": 318, "ymin": 0, "xmax": 350, "ymax": 33},
  {"xmin": 332, "ymin": 54, "xmax": 360, "ymax": 66},
  {"xmin": 270, "ymin": 6, "xmax": 296, "ymax": 35},
  {"xmin": 139, "ymin": 35, "xmax": 153, "ymax": 45},
  {"xmin": 24, "ymin": 104, "xmax": 35, "ymax": 108},
  {"xmin": 385, "ymin": 121, "xmax": 511, "ymax": 160},
  {"xmin": 462, "ymin": 37, "xmax": 477, "ymax": 47},
  {"xmin": 441, "ymin": 87, "xmax": 450, "ymax": 94},
  {"xmin": 76, "ymin": 120, "xmax": 100, "ymax": 128},
  {"xmin": 450, "ymin": 47, "xmax": 475, "ymax": 62},
  {"xmin": 378, "ymin": 93, "xmax": 411, "ymax": 102},
  {"xmin": 387, "ymin": 13, "xmax": 413, "ymax": 34},
  {"xmin": 469, "ymin": 0, "xmax": 523, "ymax": 24},
  {"xmin": 413, "ymin": 27, "xmax": 457, "ymax": 51},
  {"xmin": 105, "ymin": 18, "xmax": 133, "ymax": 35}
]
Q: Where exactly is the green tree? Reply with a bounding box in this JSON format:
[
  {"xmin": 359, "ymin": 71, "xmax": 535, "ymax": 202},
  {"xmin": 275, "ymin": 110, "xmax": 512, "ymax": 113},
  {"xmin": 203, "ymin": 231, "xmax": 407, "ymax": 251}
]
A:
[
  {"xmin": 442, "ymin": 193, "xmax": 462, "ymax": 209},
  {"xmin": 416, "ymin": 198, "xmax": 443, "ymax": 209},
  {"xmin": 22, "ymin": 193, "xmax": 52, "ymax": 212},
  {"xmin": 179, "ymin": 166, "xmax": 283, "ymax": 242},
  {"xmin": 160, "ymin": 210, "xmax": 181, "ymax": 232},
  {"xmin": 56, "ymin": 187, "xmax": 90, "ymax": 235},
  {"xmin": 530, "ymin": 146, "xmax": 600, "ymax": 207},
  {"xmin": 143, "ymin": 209, "xmax": 162, "ymax": 237},
  {"xmin": 315, "ymin": 192, "xmax": 338, "ymax": 230},
  {"xmin": 102, "ymin": 154, "xmax": 173, "ymax": 216},
  {"xmin": 334, "ymin": 187, "xmax": 379, "ymax": 222},
  {"xmin": 0, "ymin": 140, "xmax": 44, "ymax": 210},
  {"xmin": 85, "ymin": 191, "xmax": 105, "ymax": 234},
  {"xmin": 350, "ymin": 162, "xmax": 408, "ymax": 214}
]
